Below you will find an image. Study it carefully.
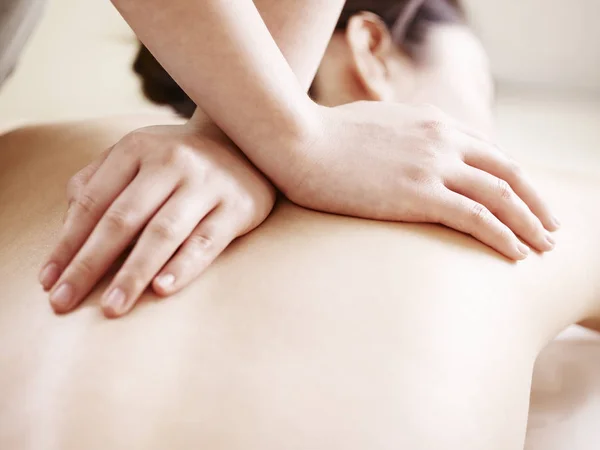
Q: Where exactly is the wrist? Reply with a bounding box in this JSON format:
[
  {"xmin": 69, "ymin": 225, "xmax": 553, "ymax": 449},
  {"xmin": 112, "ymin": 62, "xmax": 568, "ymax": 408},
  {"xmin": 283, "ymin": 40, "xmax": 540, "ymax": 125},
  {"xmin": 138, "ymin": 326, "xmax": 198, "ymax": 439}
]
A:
[
  {"xmin": 261, "ymin": 95, "xmax": 324, "ymax": 178},
  {"xmin": 186, "ymin": 109, "xmax": 232, "ymax": 143},
  {"xmin": 184, "ymin": 97, "xmax": 325, "ymax": 196},
  {"xmin": 282, "ymin": 95, "xmax": 323, "ymax": 155}
]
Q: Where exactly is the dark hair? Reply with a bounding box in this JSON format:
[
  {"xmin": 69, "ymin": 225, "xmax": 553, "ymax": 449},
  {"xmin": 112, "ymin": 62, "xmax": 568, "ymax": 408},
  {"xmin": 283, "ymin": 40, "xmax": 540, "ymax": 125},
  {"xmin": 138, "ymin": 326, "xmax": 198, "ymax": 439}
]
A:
[
  {"xmin": 133, "ymin": 0, "xmax": 464, "ymax": 118},
  {"xmin": 338, "ymin": 0, "xmax": 463, "ymax": 56}
]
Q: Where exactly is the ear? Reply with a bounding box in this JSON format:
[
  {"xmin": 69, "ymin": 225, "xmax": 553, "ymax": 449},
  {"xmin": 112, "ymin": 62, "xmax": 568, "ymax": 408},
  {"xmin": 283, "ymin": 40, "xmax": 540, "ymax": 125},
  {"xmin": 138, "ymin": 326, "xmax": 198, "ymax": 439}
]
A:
[{"xmin": 345, "ymin": 12, "xmax": 396, "ymax": 101}]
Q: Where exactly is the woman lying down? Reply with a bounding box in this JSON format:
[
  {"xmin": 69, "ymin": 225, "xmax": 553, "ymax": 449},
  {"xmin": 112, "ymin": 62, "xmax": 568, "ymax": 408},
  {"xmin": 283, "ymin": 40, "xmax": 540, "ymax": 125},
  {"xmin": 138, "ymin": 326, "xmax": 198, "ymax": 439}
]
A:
[{"xmin": 1, "ymin": 3, "xmax": 599, "ymax": 450}]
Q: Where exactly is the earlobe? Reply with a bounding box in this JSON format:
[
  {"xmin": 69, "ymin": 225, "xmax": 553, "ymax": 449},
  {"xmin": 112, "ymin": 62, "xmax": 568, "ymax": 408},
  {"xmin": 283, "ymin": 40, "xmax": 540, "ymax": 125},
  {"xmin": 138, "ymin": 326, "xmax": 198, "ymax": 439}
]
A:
[{"xmin": 345, "ymin": 12, "xmax": 395, "ymax": 101}]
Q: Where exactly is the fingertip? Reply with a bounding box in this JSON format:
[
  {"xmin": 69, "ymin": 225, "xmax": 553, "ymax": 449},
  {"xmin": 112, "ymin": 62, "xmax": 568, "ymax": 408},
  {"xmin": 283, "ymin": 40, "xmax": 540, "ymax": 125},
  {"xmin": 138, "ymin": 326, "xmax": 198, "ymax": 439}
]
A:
[
  {"xmin": 544, "ymin": 233, "xmax": 556, "ymax": 250},
  {"xmin": 102, "ymin": 287, "xmax": 127, "ymax": 318},
  {"xmin": 39, "ymin": 262, "xmax": 60, "ymax": 291},
  {"xmin": 516, "ymin": 242, "xmax": 530, "ymax": 260},
  {"xmin": 50, "ymin": 301, "xmax": 71, "ymax": 315},
  {"xmin": 546, "ymin": 216, "xmax": 561, "ymax": 232},
  {"xmin": 102, "ymin": 300, "xmax": 135, "ymax": 319},
  {"xmin": 152, "ymin": 273, "xmax": 177, "ymax": 297},
  {"xmin": 50, "ymin": 297, "xmax": 77, "ymax": 315},
  {"xmin": 49, "ymin": 282, "xmax": 75, "ymax": 314},
  {"xmin": 102, "ymin": 306, "xmax": 123, "ymax": 319},
  {"xmin": 527, "ymin": 232, "xmax": 555, "ymax": 254}
]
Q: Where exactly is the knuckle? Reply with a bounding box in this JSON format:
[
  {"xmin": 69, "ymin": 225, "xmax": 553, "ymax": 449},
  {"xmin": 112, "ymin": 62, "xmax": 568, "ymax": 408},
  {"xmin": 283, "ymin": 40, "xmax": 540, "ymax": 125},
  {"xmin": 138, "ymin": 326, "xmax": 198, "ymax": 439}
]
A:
[
  {"xmin": 496, "ymin": 179, "xmax": 513, "ymax": 201},
  {"xmin": 73, "ymin": 191, "xmax": 99, "ymax": 216},
  {"xmin": 190, "ymin": 163, "xmax": 210, "ymax": 185},
  {"xmin": 404, "ymin": 163, "xmax": 435, "ymax": 185},
  {"xmin": 419, "ymin": 119, "xmax": 451, "ymax": 145},
  {"xmin": 231, "ymin": 194, "xmax": 261, "ymax": 232},
  {"xmin": 186, "ymin": 233, "xmax": 213, "ymax": 253},
  {"xmin": 419, "ymin": 143, "xmax": 440, "ymax": 164},
  {"xmin": 121, "ymin": 129, "xmax": 146, "ymax": 149},
  {"xmin": 469, "ymin": 203, "xmax": 491, "ymax": 225},
  {"xmin": 104, "ymin": 208, "xmax": 137, "ymax": 233},
  {"xmin": 69, "ymin": 257, "xmax": 95, "ymax": 278},
  {"xmin": 420, "ymin": 119, "xmax": 446, "ymax": 133},
  {"xmin": 148, "ymin": 217, "xmax": 180, "ymax": 241},
  {"xmin": 164, "ymin": 145, "xmax": 194, "ymax": 170},
  {"xmin": 117, "ymin": 130, "xmax": 152, "ymax": 160},
  {"xmin": 233, "ymin": 191, "xmax": 257, "ymax": 217}
]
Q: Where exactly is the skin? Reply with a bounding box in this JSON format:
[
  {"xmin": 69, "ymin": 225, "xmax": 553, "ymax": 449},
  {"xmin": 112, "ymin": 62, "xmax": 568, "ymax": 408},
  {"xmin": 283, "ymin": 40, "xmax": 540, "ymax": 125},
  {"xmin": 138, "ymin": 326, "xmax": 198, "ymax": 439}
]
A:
[
  {"xmin": 0, "ymin": 20, "xmax": 599, "ymax": 450},
  {"xmin": 39, "ymin": 0, "xmax": 346, "ymax": 317},
  {"xmin": 0, "ymin": 117, "xmax": 598, "ymax": 450},
  {"xmin": 41, "ymin": 2, "xmax": 558, "ymax": 319},
  {"xmin": 109, "ymin": 0, "xmax": 559, "ymax": 239}
]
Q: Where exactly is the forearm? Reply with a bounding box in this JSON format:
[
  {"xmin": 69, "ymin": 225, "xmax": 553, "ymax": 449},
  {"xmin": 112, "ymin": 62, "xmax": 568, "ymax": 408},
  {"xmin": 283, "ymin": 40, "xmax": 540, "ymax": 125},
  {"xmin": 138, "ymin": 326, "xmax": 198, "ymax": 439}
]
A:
[
  {"xmin": 189, "ymin": 0, "xmax": 344, "ymax": 136},
  {"xmin": 251, "ymin": 0, "xmax": 344, "ymax": 91},
  {"xmin": 112, "ymin": 0, "xmax": 341, "ymax": 181}
]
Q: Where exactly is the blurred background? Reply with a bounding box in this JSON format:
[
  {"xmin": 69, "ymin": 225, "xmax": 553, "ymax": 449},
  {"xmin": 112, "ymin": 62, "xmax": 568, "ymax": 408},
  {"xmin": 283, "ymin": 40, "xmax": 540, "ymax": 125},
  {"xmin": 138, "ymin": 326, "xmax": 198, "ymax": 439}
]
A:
[
  {"xmin": 0, "ymin": 0, "xmax": 598, "ymax": 172},
  {"xmin": 468, "ymin": 0, "xmax": 599, "ymax": 92}
]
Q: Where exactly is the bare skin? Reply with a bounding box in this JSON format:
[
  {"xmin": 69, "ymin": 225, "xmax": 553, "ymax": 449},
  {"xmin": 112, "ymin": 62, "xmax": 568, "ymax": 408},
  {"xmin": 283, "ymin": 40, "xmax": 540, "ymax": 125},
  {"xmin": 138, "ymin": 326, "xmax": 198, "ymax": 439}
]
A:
[
  {"xmin": 36, "ymin": 0, "xmax": 563, "ymax": 322},
  {"xmin": 0, "ymin": 16, "xmax": 597, "ymax": 450},
  {"xmin": 0, "ymin": 117, "xmax": 598, "ymax": 450},
  {"xmin": 41, "ymin": 9, "xmax": 558, "ymax": 319}
]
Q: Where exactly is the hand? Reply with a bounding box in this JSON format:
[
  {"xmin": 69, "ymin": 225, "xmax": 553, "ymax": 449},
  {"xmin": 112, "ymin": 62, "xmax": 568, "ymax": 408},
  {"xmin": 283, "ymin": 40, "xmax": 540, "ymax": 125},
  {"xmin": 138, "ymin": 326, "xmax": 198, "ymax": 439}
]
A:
[
  {"xmin": 281, "ymin": 102, "xmax": 559, "ymax": 260},
  {"xmin": 39, "ymin": 123, "xmax": 275, "ymax": 318}
]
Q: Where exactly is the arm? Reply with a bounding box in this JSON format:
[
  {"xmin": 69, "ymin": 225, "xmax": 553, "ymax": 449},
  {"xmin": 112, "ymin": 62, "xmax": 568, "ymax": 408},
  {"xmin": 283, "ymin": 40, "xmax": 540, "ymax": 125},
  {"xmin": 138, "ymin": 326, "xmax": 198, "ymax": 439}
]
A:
[
  {"xmin": 111, "ymin": 0, "xmax": 558, "ymax": 247},
  {"xmin": 39, "ymin": 0, "xmax": 345, "ymax": 317},
  {"xmin": 40, "ymin": 0, "xmax": 560, "ymax": 318},
  {"xmin": 186, "ymin": 0, "xmax": 346, "ymax": 152},
  {"xmin": 111, "ymin": 0, "xmax": 333, "ymax": 179}
]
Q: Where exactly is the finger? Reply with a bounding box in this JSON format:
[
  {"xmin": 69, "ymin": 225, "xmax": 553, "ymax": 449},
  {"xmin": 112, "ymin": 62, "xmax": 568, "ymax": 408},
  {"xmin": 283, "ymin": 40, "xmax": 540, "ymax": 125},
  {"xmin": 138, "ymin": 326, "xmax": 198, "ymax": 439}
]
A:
[
  {"xmin": 40, "ymin": 151, "xmax": 139, "ymax": 292},
  {"xmin": 152, "ymin": 205, "xmax": 237, "ymax": 297},
  {"xmin": 101, "ymin": 188, "xmax": 219, "ymax": 318},
  {"xmin": 463, "ymin": 144, "xmax": 560, "ymax": 232},
  {"xmin": 66, "ymin": 148, "xmax": 112, "ymax": 203},
  {"xmin": 48, "ymin": 171, "xmax": 176, "ymax": 314},
  {"xmin": 445, "ymin": 166, "xmax": 554, "ymax": 253},
  {"xmin": 433, "ymin": 189, "xmax": 531, "ymax": 261},
  {"xmin": 64, "ymin": 148, "xmax": 113, "ymax": 223}
]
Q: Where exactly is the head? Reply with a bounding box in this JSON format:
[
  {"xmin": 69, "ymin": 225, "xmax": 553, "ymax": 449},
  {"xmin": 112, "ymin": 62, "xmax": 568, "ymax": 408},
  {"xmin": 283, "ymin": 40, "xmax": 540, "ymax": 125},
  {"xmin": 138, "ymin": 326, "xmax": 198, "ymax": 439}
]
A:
[{"xmin": 134, "ymin": 0, "xmax": 493, "ymax": 129}]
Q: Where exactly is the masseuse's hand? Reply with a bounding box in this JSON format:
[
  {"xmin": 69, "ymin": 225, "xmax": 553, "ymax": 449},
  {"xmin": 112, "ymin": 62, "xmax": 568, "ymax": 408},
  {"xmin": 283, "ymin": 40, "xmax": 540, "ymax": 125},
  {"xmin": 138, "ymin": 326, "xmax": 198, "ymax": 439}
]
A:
[
  {"xmin": 280, "ymin": 101, "xmax": 559, "ymax": 260},
  {"xmin": 39, "ymin": 123, "xmax": 275, "ymax": 318}
]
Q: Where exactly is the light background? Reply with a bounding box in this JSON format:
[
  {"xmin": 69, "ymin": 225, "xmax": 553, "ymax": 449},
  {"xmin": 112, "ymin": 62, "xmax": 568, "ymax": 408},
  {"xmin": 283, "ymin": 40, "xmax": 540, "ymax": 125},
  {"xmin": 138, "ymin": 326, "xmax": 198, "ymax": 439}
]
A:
[{"xmin": 464, "ymin": 0, "xmax": 600, "ymax": 92}]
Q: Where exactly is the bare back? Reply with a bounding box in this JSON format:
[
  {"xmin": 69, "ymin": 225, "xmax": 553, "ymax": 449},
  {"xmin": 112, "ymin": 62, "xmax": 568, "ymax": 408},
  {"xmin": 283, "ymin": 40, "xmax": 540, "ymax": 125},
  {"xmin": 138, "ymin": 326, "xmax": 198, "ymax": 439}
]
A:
[{"xmin": 0, "ymin": 118, "xmax": 599, "ymax": 450}]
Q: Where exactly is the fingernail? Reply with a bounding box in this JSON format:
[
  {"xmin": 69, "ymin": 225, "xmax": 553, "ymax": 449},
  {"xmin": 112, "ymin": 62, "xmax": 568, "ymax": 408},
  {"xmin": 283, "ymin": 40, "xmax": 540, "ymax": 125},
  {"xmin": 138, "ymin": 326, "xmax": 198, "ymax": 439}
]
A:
[
  {"xmin": 39, "ymin": 262, "xmax": 60, "ymax": 290},
  {"xmin": 545, "ymin": 233, "xmax": 556, "ymax": 249},
  {"xmin": 104, "ymin": 288, "xmax": 126, "ymax": 314},
  {"xmin": 50, "ymin": 283, "xmax": 74, "ymax": 310},
  {"xmin": 552, "ymin": 216, "xmax": 561, "ymax": 229},
  {"xmin": 155, "ymin": 273, "xmax": 175, "ymax": 291},
  {"xmin": 517, "ymin": 242, "xmax": 530, "ymax": 258}
]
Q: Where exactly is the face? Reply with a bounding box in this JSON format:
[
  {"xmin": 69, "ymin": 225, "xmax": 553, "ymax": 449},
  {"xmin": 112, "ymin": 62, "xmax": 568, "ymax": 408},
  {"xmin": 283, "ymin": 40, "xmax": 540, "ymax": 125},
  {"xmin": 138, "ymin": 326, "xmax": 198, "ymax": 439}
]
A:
[{"xmin": 312, "ymin": 13, "xmax": 495, "ymax": 133}]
